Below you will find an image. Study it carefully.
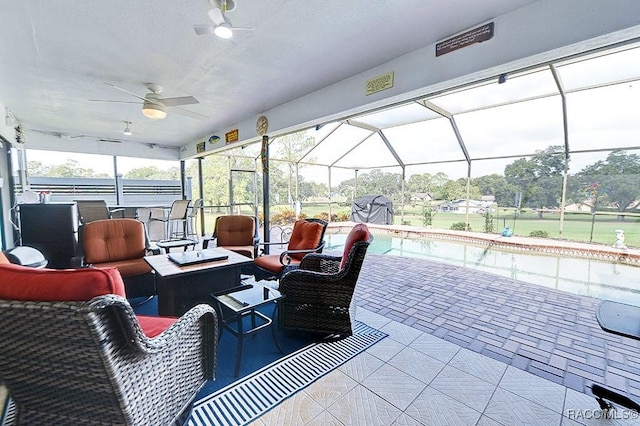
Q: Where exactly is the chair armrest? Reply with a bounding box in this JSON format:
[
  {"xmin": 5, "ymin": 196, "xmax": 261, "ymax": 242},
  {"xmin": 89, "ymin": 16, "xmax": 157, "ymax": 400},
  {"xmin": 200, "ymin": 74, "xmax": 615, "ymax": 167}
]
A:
[
  {"xmin": 96, "ymin": 296, "xmax": 219, "ymax": 379},
  {"xmin": 255, "ymin": 241, "xmax": 289, "ymax": 256},
  {"xmin": 146, "ymin": 246, "xmax": 161, "ymax": 255},
  {"xmin": 278, "ymin": 242, "xmax": 326, "ymax": 266},
  {"xmin": 91, "ymin": 295, "xmax": 219, "ymax": 419},
  {"xmin": 279, "ymin": 268, "xmax": 352, "ymax": 297},
  {"xmin": 299, "ymin": 253, "xmax": 342, "ymax": 273},
  {"xmin": 108, "ymin": 207, "xmax": 126, "ymax": 218}
]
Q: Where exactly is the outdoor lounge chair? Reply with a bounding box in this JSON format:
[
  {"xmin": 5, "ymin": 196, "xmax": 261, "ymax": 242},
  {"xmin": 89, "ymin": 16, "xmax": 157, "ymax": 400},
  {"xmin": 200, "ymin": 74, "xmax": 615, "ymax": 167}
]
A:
[
  {"xmin": 73, "ymin": 218, "xmax": 159, "ymax": 299},
  {"xmin": 75, "ymin": 199, "xmax": 126, "ymax": 224},
  {"xmin": 278, "ymin": 223, "xmax": 373, "ymax": 336},
  {"xmin": 0, "ymin": 263, "xmax": 218, "ymax": 425},
  {"xmin": 253, "ymin": 218, "xmax": 327, "ymax": 281},
  {"xmin": 204, "ymin": 214, "xmax": 260, "ymax": 258}
]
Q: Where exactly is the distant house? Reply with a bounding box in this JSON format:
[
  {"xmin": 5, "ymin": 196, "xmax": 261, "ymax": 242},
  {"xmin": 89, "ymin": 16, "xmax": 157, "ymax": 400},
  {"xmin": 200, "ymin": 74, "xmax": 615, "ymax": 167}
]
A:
[
  {"xmin": 438, "ymin": 199, "xmax": 492, "ymax": 214},
  {"xmin": 410, "ymin": 192, "xmax": 432, "ymax": 202},
  {"xmin": 564, "ymin": 201, "xmax": 594, "ymax": 212}
]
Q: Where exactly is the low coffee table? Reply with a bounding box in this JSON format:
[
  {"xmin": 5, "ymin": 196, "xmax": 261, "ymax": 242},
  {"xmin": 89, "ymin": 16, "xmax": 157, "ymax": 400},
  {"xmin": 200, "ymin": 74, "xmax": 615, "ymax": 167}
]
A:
[
  {"xmin": 144, "ymin": 247, "xmax": 253, "ymax": 316},
  {"xmin": 211, "ymin": 283, "xmax": 284, "ymax": 376}
]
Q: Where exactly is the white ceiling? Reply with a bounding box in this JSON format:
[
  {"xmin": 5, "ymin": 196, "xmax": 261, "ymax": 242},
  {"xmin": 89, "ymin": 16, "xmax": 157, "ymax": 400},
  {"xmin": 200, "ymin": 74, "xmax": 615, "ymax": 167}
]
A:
[{"xmin": 0, "ymin": 0, "xmax": 540, "ymax": 151}]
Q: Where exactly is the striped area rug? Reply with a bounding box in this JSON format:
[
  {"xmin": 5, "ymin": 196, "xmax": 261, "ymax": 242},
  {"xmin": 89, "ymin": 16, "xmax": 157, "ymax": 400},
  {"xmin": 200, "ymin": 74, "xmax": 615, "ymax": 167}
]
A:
[{"xmin": 186, "ymin": 321, "xmax": 387, "ymax": 426}]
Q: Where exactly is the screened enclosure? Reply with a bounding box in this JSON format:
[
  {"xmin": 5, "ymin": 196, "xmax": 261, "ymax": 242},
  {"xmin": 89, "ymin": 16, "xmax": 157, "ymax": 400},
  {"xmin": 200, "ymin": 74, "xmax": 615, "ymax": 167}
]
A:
[
  {"xmin": 213, "ymin": 40, "xmax": 640, "ymax": 247},
  {"xmin": 20, "ymin": 40, "xmax": 640, "ymax": 247}
]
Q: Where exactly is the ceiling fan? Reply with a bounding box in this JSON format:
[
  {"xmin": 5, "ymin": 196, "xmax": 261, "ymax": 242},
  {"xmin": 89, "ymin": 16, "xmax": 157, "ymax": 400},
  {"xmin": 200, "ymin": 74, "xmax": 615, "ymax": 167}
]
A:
[
  {"xmin": 194, "ymin": 0, "xmax": 254, "ymax": 39},
  {"xmin": 90, "ymin": 83, "xmax": 206, "ymax": 120},
  {"xmin": 29, "ymin": 129, "xmax": 86, "ymax": 139}
]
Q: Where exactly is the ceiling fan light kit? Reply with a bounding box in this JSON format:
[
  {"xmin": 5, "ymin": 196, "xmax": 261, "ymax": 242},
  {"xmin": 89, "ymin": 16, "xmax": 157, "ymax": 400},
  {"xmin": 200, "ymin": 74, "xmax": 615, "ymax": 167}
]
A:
[
  {"xmin": 214, "ymin": 23, "xmax": 233, "ymax": 39},
  {"xmin": 142, "ymin": 101, "xmax": 167, "ymax": 119},
  {"xmin": 196, "ymin": 0, "xmax": 253, "ymax": 39}
]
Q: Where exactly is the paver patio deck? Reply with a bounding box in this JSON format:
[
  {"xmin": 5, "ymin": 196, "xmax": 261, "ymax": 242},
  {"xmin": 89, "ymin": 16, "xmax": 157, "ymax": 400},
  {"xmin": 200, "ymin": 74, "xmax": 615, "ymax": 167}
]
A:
[{"xmin": 354, "ymin": 253, "xmax": 640, "ymax": 402}]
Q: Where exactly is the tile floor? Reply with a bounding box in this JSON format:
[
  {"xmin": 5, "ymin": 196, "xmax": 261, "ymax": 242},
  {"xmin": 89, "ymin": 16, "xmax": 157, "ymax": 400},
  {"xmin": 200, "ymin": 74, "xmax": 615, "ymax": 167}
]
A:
[
  {"xmin": 244, "ymin": 249, "xmax": 640, "ymax": 426},
  {"xmin": 252, "ymin": 308, "xmax": 640, "ymax": 425}
]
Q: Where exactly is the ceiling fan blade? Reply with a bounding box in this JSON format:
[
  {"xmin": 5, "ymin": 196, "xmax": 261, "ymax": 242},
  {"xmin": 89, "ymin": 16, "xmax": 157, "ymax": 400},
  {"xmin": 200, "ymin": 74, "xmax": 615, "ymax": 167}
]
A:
[
  {"xmin": 226, "ymin": 17, "xmax": 253, "ymax": 31},
  {"xmin": 172, "ymin": 106, "xmax": 208, "ymax": 120},
  {"xmin": 29, "ymin": 129, "xmax": 64, "ymax": 137},
  {"xmin": 104, "ymin": 82, "xmax": 149, "ymax": 103},
  {"xmin": 160, "ymin": 96, "xmax": 199, "ymax": 107},
  {"xmin": 194, "ymin": 25, "xmax": 215, "ymax": 35},
  {"xmin": 88, "ymin": 99, "xmax": 141, "ymax": 104},
  {"xmin": 207, "ymin": 7, "xmax": 226, "ymax": 25}
]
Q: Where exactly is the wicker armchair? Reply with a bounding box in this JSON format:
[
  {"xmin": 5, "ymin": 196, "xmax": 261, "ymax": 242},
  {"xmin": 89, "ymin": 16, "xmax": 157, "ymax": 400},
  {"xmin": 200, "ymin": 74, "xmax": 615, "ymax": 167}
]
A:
[
  {"xmin": 278, "ymin": 223, "xmax": 373, "ymax": 336},
  {"xmin": 0, "ymin": 264, "xmax": 217, "ymax": 425}
]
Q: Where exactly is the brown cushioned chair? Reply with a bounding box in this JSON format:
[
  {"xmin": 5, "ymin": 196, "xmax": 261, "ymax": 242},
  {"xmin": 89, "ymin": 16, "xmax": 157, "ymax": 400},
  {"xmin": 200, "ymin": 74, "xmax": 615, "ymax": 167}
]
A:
[
  {"xmin": 278, "ymin": 223, "xmax": 373, "ymax": 336},
  {"xmin": 74, "ymin": 218, "xmax": 158, "ymax": 299},
  {"xmin": 0, "ymin": 263, "xmax": 217, "ymax": 425},
  {"xmin": 204, "ymin": 214, "xmax": 259, "ymax": 258},
  {"xmin": 253, "ymin": 218, "xmax": 327, "ymax": 281}
]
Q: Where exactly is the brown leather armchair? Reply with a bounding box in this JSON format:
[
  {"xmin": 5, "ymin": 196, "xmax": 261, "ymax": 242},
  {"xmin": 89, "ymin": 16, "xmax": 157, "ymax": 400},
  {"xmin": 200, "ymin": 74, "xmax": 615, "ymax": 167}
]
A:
[
  {"xmin": 204, "ymin": 214, "xmax": 259, "ymax": 258},
  {"xmin": 73, "ymin": 218, "xmax": 159, "ymax": 299}
]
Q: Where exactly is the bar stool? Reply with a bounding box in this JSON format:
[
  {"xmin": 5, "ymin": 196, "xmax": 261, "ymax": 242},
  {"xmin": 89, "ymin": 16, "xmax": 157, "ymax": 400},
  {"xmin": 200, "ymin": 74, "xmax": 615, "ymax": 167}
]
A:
[
  {"xmin": 186, "ymin": 199, "xmax": 203, "ymax": 242},
  {"xmin": 149, "ymin": 199, "xmax": 191, "ymax": 241}
]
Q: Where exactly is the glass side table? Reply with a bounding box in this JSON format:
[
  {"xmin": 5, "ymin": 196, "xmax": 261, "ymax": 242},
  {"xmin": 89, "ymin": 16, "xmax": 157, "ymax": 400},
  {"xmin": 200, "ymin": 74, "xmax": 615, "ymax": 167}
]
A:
[{"xmin": 211, "ymin": 283, "xmax": 284, "ymax": 376}]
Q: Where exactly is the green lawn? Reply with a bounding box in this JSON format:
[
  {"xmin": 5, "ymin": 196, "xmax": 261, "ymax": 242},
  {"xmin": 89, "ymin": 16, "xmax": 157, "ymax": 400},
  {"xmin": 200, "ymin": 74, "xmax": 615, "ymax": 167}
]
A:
[{"xmin": 196, "ymin": 203, "xmax": 640, "ymax": 248}]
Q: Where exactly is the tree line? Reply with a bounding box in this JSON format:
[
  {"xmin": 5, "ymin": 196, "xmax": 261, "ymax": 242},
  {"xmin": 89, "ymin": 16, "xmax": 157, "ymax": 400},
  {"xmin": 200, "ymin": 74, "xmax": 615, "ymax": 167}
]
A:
[{"xmin": 29, "ymin": 144, "xmax": 640, "ymax": 214}]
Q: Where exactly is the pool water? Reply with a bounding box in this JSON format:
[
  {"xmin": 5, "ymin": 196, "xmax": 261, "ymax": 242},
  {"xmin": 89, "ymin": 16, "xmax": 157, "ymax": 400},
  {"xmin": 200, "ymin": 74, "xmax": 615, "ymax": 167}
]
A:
[{"xmin": 325, "ymin": 233, "xmax": 640, "ymax": 305}]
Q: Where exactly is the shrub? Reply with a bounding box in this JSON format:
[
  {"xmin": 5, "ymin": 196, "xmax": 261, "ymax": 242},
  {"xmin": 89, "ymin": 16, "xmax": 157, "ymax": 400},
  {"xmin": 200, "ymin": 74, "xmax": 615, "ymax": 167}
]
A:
[
  {"xmin": 336, "ymin": 212, "xmax": 350, "ymax": 221},
  {"xmin": 529, "ymin": 230, "xmax": 549, "ymax": 238},
  {"xmin": 271, "ymin": 208, "xmax": 296, "ymax": 225},
  {"xmin": 483, "ymin": 210, "xmax": 495, "ymax": 233},
  {"xmin": 450, "ymin": 222, "xmax": 470, "ymax": 231},
  {"xmin": 422, "ymin": 205, "xmax": 435, "ymax": 227},
  {"xmin": 314, "ymin": 212, "xmax": 329, "ymax": 222}
]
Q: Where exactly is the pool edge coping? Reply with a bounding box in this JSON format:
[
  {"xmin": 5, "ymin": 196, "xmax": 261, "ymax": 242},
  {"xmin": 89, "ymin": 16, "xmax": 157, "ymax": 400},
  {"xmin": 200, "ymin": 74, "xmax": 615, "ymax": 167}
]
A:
[{"xmin": 326, "ymin": 222, "xmax": 640, "ymax": 266}]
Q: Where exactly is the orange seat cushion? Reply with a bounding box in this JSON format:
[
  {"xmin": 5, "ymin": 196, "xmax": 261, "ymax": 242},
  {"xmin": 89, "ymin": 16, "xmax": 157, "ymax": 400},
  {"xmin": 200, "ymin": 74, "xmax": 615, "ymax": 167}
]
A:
[
  {"xmin": 136, "ymin": 315, "xmax": 178, "ymax": 338},
  {"xmin": 287, "ymin": 220, "xmax": 324, "ymax": 261},
  {"xmin": 219, "ymin": 245, "xmax": 255, "ymax": 259},
  {"xmin": 91, "ymin": 258, "xmax": 152, "ymax": 278},
  {"xmin": 340, "ymin": 224, "xmax": 371, "ymax": 269},
  {"xmin": 0, "ymin": 263, "xmax": 126, "ymax": 301},
  {"xmin": 254, "ymin": 254, "xmax": 302, "ymax": 274},
  {"xmin": 83, "ymin": 219, "xmax": 147, "ymax": 264}
]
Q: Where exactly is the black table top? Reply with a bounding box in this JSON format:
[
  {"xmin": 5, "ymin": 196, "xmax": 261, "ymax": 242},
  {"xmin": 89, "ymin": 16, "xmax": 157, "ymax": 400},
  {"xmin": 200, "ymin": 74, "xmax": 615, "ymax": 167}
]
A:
[{"xmin": 596, "ymin": 300, "xmax": 640, "ymax": 341}]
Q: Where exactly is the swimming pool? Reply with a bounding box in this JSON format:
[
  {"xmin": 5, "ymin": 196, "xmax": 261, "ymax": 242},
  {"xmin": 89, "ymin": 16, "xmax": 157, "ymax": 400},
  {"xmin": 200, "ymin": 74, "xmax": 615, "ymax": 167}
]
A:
[{"xmin": 325, "ymin": 233, "xmax": 640, "ymax": 305}]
